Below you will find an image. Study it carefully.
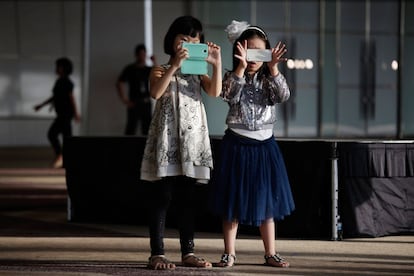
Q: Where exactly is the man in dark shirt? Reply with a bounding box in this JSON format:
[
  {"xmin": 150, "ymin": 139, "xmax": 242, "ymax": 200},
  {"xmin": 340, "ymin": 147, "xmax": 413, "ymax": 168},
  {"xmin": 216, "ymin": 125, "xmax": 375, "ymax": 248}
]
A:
[{"xmin": 116, "ymin": 44, "xmax": 155, "ymax": 135}]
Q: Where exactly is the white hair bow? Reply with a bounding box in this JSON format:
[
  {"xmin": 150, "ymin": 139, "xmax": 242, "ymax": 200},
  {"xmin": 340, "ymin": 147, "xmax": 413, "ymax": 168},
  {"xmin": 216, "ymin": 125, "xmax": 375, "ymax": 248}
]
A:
[{"xmin": 224, "ymin": 20, "xmax": 250, "ymax": 44}]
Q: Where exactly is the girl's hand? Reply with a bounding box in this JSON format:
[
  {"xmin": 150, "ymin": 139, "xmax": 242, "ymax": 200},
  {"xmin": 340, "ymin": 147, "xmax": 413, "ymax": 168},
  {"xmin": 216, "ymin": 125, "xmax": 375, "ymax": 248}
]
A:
[
  {"xmin": 206, "ymin": 42, "xmax": 221, "ymax": 66},
  {"xmin": 33, "ymin": 104, "xmax": 42, "ymax": 112},
  {"xmin": 233, "ymin": 40, "xmax": 248, "ymax": 78},
  {"xmin": 202, "ymin": 42, "xmax": 222, "ymax": 97},
  {"xmin": 151, "ymin": 66, "xmax": 165, "ymax": 79},
  {"xmin": 170, "ymin": 43, "xmax": 189, "ymax": 70},
  {"xmin": 268, "ymin": 41, "xmax": 288, "ymax": 76},
  {"xmin": 234, "ymin": 40, "xmax": 248, "ymax": 70}
]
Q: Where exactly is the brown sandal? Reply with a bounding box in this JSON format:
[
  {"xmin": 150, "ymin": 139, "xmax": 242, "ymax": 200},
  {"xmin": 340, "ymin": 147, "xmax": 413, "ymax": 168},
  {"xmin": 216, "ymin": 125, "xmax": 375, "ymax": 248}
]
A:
[
  {"xmin": 182, "ymin": 253, "xmax": 212, "ymax": 268},
  {"xmin": 264, "ymin": 254, "xmax": 290, "ymax": 268},
  {"xmin": 148, "ymin": 255, "xmax": 176, "ymax": 270}
]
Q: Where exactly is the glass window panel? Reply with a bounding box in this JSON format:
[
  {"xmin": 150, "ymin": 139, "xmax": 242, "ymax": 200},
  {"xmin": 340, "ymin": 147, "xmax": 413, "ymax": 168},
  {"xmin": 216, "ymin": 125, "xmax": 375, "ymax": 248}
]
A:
[
  {"xmin": 0, "ymin": 2, "xmax": 18, "ymax": 56},
  {"xmin": 18, "ymin": 2, "xmax": 64, "ymax": 58},
  {"xmin": 407, "ymin": 2, "xmax": 414, "ymax": 34},
  {"xmin": 0, "ymin": 1, "xmax": 83, "ymax": 119},
  {"xmin": 368, "ymin": 89, "xmax": 396, "ymax": 136},
  {"xmin": 267, "ymin": 31, "xmax": 289, "ymax": 46},
  {"xmin": 337, "ymin": 88, "xmax": 365, "ymax": 136},
  {"xmin": 371, "ymin": 1, "xmax": 399, "ymax": 33},
  {"xmin": 402, "ymin": 36, "xmax": 414, "ymax": 137},
  {"xmin": 340, "ymin": 1, "xmax": 365, "ymax": 33},
  {"xmin": 20, "ymin": 59, "xmax": 56, "ymax": 117},
  {"xmin": 374, "ymin": 35, "xmax": 398, "ymax": 87},
  {"xmin": 287, "ymin": 88, "xmax": 318, "ymax": 137},
  {"xmin": 274, "ymin": 106, "xmax": 286, "ymax": 137},
  {"xmin": 256, "ymin": 2, "xmax": 285, "ymax": 29},
  {"xmin": 0, "ymin": 59, "xmax": 19, "ymax": 116},
  {"xmin": 324, "ymin": 1, "xmax": 338, "ymax": 33},
  {"xmin": 338, "ymin": 34, "xmax": 362, "ymax": 86},
  {"xmin": 205, "ymin": 27, "xmax": 233, "ymax": 72},
  {"xmin": 337, "ymin": 1, "xmax": 399, "ymax": 138},
  {"xmin": 63, "ymin": 1, "xmax": 83, "ymax": 58},
  {"xmin": 291, "ymin": 0, "xmax": 319, "ymax": 31},
  {"xmin": 295, "ymin": 34, "xmax": 318, "ymax": 86},
  {"xmin": 199, "ymin": 1, "xmax": 250, "ymax": 26}
]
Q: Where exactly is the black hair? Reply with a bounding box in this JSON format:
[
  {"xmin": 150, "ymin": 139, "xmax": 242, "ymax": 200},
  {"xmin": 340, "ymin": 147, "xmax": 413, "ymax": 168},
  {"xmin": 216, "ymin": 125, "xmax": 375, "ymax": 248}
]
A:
[
  {"xmin": 56, "ymin": 57, "xmax": 73, "ymax": 76},
  {"xmin": 164, "ymin": 15, "xmax": 205, "ymax": 56},
  {"xmin": 231, "ymin": 26, "xmax": 271, "ymax": 76},
  {"xmin": 135, "ymin": 44, "xmax": 146, "ymax": 55}
]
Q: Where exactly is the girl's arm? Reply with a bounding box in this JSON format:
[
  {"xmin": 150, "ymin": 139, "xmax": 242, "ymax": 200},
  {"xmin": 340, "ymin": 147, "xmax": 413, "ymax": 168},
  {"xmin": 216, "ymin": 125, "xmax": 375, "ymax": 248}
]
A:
[
  {"xmin": 221, "ymin": 72, "xmax": 246, "ymax": 103},
  {"xmin": 149, "ymin": 66, "xmax": 176, "ymax": 100},
  {"xmin": 33, "ymin": 96, "xmax": 53, "ymax": 111},
  {"xmin": 221, "ymin": 40, "xmax": 248, "ymax": 103},
  {"xmin": 267, "ymin": 41, "xmax": 288, "ymax": 77},
  {"xmin": 150, "ymin": 45, "xmax": 188, "ymax": 100},
  {"xmin": 201, "ymin": 42, "xmax": 222, "ymax": 97},
  {"xmin": 233, "ymin": 40, "xmax": 248, "ymax": 78},
  {"xmin": 266, "ymin": 41, "xmax": 290, "ymax": 103},
  {"xmin": 266, "ymin": 73, "xmax": 290, "ymax": 104}
]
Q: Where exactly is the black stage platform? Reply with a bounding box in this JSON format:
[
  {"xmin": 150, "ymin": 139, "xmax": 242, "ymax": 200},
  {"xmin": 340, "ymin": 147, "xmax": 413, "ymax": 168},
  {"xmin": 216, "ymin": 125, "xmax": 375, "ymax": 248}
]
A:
[{"xmin": 64, "ymin": 136, "xmax": 414, "ymax": 239}]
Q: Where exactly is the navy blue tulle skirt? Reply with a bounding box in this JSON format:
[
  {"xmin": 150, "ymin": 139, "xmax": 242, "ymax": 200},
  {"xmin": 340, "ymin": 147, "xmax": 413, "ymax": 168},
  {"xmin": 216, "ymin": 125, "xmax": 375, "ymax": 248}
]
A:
[{"xmin": 209, "ymin": 129, "xmax": 295, "ymax": 227}]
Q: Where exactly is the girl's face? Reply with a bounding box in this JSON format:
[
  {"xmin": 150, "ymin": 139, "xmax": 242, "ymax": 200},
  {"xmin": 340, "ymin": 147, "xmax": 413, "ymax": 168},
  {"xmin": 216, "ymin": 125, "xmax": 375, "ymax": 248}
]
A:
[
  {"xmin": 173, "ymin": 34, "xmax": 201, "ymax": 53},
  {"xmin": 246, "ymin": 37, "xmax": 267, "ymax": 74}
]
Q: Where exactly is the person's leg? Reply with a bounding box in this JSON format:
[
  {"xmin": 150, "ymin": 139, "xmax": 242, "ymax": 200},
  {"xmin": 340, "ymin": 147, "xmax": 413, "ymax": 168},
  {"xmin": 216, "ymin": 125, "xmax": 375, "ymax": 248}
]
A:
[
  {"xmin": 47, "ymin": 118, "xmax": 63, "ymax": 168},
  {"xmin": 259, "ymin": 219, "xmax": 289, "ymax": 268},
  {"xmin": 216, "ymin": 220, "xmax": 238, "ymax": 267},
  {"xmin": 223, "ymin": 220, "xmax": 238, "ymax": 256},
  {"xmin": 60, "ymin": 118, "xmax": 72, "ymax": 168},
  {"xmin": 149, "ymin": 179, "xmax": 171, "ymax": 256},
  {"xmin": 48, "ymin": 119, "xmax": 61, "ymax": 156},
  {"xmin": 259, "ymin": 219, "xmax": 276, "ymax": 256},
  {"xmin": 175, "ymin": 176, "xmax": 195, "ymax": 255},
  {"xmin": 147, "ymin": 179, "xmax": 175, "ymax": 270},
  {"xmin": 61, "ymin": 118, "xmax": 72, "ymax": 137},
  {"xmin": 175, "ymin": 176, "xmax": 211, "ymax": 267}
]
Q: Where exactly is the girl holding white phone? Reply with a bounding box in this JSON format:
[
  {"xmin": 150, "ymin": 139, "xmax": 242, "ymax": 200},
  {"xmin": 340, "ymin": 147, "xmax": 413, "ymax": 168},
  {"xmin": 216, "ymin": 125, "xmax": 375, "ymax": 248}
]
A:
[{"xmin": 210, "ymin": 20, "xmax": 294, "ymax": 268}]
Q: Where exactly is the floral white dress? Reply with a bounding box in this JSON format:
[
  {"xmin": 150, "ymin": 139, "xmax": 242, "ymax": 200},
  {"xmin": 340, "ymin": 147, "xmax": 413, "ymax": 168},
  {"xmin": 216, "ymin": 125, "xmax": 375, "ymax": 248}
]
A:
[{"xmin": 140, "ymin": 65, "xmax": 213, "ymax": 183}]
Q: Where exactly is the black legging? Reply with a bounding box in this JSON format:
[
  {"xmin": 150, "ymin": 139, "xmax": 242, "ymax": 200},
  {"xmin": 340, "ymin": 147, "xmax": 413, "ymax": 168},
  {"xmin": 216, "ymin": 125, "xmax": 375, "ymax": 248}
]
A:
[
  {"xmin": 124, "ymin": 103, "xmax": 151, "ymax": 135},
  {"xmin": 148, "ymin": 176, "xmax": 196, "ymax": 257},
  {"xmin": 47, "ymin": 116, "xmax": 72, "ymax": 156}
]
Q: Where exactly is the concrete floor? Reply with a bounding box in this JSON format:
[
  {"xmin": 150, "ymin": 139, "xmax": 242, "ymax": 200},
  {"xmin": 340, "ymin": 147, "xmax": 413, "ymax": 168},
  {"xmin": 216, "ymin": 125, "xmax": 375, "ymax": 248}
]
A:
[
  {"xmin": 1, "ymin": 209, "xmax": 413, "ymax": 275},
  {"xmin": 0, "ymin": 147, "xmax": 413, "ymax": 275}
]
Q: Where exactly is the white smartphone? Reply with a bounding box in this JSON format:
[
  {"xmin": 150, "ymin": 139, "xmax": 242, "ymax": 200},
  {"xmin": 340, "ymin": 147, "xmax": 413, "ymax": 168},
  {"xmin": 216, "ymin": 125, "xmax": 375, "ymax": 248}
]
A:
[{"xmin": 246, "ymin": 49, "xmax": 272, "ymax": 62}]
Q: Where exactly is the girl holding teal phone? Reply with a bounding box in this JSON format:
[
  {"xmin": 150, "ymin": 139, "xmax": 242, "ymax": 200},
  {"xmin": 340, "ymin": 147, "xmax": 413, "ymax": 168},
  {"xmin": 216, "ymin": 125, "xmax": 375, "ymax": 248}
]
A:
[
  {"xmin": 140, "ymin": 15, "xmax": 221, "ymax": 270},
  {"xmin": 181, "ymin": 42, "xmax": 208, "ymax": 75}
]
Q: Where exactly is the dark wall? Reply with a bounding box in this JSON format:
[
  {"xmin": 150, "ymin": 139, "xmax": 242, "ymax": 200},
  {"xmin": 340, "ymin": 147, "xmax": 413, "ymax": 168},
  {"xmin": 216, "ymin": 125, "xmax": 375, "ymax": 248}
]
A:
[
  {"xmin": 64, "ymin": 137, "xmax": 414, "ymax": 238},
  {"xmin": 64, "ymin": 136, "xmax": 334, "ymax": 238}
]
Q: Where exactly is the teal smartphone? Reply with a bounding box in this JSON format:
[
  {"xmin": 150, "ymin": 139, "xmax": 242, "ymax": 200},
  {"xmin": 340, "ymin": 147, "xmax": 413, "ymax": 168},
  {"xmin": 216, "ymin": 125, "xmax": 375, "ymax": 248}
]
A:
[{"xmin": 181, "ymin": 42, "xmax": 208, "ymax": 75}]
